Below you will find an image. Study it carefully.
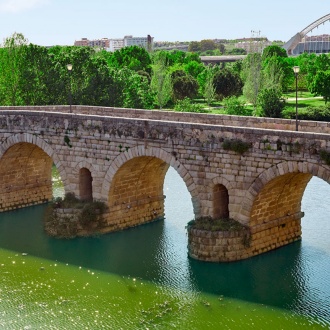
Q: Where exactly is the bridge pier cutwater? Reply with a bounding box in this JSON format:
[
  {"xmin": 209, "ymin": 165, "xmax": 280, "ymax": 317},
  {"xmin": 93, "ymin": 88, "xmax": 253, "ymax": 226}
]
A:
[{"xmin": 1, "ymin": 106, "xmax": 330, "ymax": 261}]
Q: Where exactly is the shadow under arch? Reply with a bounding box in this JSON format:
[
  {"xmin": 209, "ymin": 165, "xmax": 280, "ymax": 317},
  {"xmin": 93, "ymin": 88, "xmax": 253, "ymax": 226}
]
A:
[
  {"xmin": 242, "ymin": 161, "xmax": 330, "ymax": 227},
  {"xmin": 0, "ymin": 133, "xmax": 66, "ymax": 211},
  {"xmin": 101, "ymin": 146, "xmax": 198, "ymax": 231}
]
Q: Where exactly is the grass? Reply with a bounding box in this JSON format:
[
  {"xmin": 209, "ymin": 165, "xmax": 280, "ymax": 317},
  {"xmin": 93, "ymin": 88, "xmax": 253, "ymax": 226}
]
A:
[
  {"xmin": 175, "ymin": 93, "xmax": 326, "ymax": 117},
  {"xmin": 283, "ymin": 91, "xmax": 314, "ymax": 99}
]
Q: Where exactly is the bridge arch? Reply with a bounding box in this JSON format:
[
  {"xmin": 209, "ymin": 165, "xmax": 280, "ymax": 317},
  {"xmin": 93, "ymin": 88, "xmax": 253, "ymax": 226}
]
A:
[
  {"xmin": 102, "ymin": 146, "xmax": 198, "ymax": 231},
  {"xmin": 0, "ymin": 133, "xmax": 67, "ymax": 211},
  {"xmin": 243, "ymin": 161, "xmax": 330, "ymax": 227}
]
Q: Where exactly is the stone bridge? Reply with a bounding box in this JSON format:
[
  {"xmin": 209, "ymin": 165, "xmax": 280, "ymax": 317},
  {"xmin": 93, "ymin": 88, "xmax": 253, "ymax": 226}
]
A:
[{"xmin": 1, "ymin": 106, "xmax": 330, "ymax": 261}]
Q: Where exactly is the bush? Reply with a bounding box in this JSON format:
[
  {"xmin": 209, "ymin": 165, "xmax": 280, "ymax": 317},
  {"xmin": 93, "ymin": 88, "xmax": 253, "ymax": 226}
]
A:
[
  {"xmin": 224, "ymin": 96, "xmax": 251, "ymax": 116},
  {"xmin": 174, "ymin": 97, "xmax": 209, "ymax": 113},
  {"xmin": 258, "ymin": 87, "xmax": 285, "ymax": 118},
  {"xmin": 282, "ymin": 104, "xmax": 330, "ymax": 121}
]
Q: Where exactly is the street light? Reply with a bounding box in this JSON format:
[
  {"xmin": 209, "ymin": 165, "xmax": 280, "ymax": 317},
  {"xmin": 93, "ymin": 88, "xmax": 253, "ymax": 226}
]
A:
[
  {"xmin": 67, "ymin": 64, "xmax": 73, "ymax": 113},
  {"xmin": 293, "ymin": 66, "xmax": 300, "ymax": 131}
]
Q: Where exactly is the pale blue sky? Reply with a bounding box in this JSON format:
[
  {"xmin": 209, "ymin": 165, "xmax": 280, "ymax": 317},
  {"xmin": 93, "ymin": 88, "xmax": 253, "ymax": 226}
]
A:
[{"xmin": 0, "ymin": 0, "xmax": 329, "ymax": 46}]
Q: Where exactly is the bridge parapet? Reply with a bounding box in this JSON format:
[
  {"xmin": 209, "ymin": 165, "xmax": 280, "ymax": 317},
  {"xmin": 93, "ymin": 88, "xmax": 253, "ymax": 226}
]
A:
[{"xmin": 1, "ymin": 106, "xmax": 330, "ymax": 134}]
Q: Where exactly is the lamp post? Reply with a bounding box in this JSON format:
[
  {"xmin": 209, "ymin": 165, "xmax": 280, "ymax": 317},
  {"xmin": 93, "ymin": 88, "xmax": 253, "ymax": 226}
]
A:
[
  {"xmin": 293, "ymin": 66, "xmax": 300, "ymax": 131},
  {"xmin": 67, "ymin": 64, "xmax": 73, "ymax": 113}
]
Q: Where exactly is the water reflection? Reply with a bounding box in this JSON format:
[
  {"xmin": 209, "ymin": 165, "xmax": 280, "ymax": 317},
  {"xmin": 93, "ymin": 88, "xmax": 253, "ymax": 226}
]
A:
[{"xmin": 0, "ymin": 168, "xmax": 330, "ymax": 325}]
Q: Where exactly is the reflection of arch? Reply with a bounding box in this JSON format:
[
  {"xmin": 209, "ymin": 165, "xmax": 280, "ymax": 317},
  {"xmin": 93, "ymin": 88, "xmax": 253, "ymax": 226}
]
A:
[
  {"xmin": 243, "ymin": 161, "xmax": 330, "ymax": 226},
  {"xmin": 284, "ymin": 13, "xmax": 330, "ymax": 54},
  {"xmin": 79, "ymin": 168, "xmax": 93, "ymax": 201}
]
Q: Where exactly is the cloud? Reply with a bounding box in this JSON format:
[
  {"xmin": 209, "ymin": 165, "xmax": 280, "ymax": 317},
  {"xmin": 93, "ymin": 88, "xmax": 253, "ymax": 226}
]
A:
[{"xmin": 0, "ymin": 0, "xmax": 49, "ymax": 13}]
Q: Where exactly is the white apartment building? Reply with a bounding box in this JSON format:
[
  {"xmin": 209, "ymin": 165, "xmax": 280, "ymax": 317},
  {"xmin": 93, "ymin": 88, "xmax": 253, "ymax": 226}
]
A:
[
  {"xmin": 108, "ymin": 35, "xmax": 153, "ymax": 52},
  {"xmin": 108, "ymin": 39, "xmax": 125, "ymax": 52}
]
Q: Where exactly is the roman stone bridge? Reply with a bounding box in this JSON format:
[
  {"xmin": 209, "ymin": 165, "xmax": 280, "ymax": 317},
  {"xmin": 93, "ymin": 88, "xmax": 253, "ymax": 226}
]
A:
[{"xmin": 1, "ymin": 106, "xmax": 330, "ymax": 261}]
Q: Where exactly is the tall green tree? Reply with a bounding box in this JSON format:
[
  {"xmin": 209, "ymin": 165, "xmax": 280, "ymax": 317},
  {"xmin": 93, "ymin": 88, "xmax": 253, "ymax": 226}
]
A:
[
  {"xmin": 151, "ymin": 54, "xmax": 172, "ymax": 109},
  {"xmin": 203, "ymin": 66, "xmax": 216, "ymax": 106},
  {"xmin": 242, "ymin": 53, "xmax": 262, "ymax": 111},
  {"xmin": 0, "ymin": 32, "xmax": 28, "ymax": 105}
]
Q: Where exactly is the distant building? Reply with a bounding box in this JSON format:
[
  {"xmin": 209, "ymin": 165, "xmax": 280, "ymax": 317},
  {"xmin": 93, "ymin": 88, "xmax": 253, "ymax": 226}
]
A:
[
  {"xmin": 234, "ymin": 38, "xmax": 271, "ymax": 53},
  {"xmin": 108, "ymin": 38, "xmax": 124, "ymax": 52},
  {"xmin": 74, "ymin": 38, "xmax": 89, "ymax": 47},
  {"xmin": 74, "ymin": 37, "xmax": 109, "ymax": 49},
  {"xmin": 123, "ymin": 35, "xmax": 153, "ymax": 51},
  {"xmin": 75, "ymin": 35, "xmax": 153, "ymax": 52}
]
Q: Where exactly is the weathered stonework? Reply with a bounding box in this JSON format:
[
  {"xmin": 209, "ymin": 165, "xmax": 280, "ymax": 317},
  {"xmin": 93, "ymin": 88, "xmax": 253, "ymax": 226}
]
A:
[{"xmin": 0, "ymin": 106, "xmax": 329, "ymax": 261}]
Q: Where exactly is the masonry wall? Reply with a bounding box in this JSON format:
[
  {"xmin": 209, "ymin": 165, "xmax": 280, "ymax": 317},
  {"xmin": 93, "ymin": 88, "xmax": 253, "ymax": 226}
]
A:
[{"xmin": 1, "ymin": 108, "xmax": 330, "ymax": 260}]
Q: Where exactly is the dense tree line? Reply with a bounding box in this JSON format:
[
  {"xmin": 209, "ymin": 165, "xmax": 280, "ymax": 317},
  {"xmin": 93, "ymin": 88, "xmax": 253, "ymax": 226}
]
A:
[{"xmin": 1, "ymin": 33, "xmax": 330, "ymax": 119}]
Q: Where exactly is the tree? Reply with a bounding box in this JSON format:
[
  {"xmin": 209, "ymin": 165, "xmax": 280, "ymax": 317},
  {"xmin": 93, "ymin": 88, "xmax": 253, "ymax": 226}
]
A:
[
  {"xmin": 309, "ymin": 70, "xmax": 330, "ymax": 103},
  {"xmin": 203, "ymin": 66, "xmax": 216, "ymax": 106},
  {"xmin": 188, "ymin": 41, "xmax": 201, "ymax": 52},
  {"xmin": 107, "ymin": 45, "xmax": 152, "ymax": 73},
  {"xmin": 262, "ymin": 56, "xmax": 284, "ymax": 91},
  {"xmin": 262, "ymin": 45, "xmax": 287, "ymax": 61},
  {"xmin": 213, "ymin": 68, "xmax": 243, "ymax": 100},
  {"xmin": 200, "ymin": 39, "xmax": 217, "ymax": 52},
  {"xmin": 151, "ymin": 55, "xmax": 172, "ymax": 109},
  {"xmin": 242, "ymin": 53, "xmax": 262, "ymax": 111},
  {"xmin": 0, "ymin": 32, "xmax": 28, "ymax": 105},
  {"xmin": 172, "ymin": 72, "xmax": 198, "ymax": 101}
]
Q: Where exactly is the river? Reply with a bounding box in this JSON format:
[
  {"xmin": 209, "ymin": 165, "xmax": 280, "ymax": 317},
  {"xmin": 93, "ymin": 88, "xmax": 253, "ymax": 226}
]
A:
[{"xmin": 0, "ymin": 167, "xmax": 329, "ymax": 329}]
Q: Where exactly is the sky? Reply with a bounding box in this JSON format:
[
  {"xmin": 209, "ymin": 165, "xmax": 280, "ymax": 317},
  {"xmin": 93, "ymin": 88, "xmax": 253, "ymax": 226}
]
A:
[{"xmin": 0, "ymin": 0, "xmax": 329, "ymax": 46}]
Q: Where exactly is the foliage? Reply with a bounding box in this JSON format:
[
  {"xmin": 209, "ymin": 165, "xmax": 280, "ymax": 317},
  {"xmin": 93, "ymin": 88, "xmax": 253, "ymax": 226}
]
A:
[
  {"xmin": 262, "ymin": 56, "xmax": 284, "ymax": 91},
  {"xmin": 227, "ymin": 48, "xmax": 247, "ymax": 55},
  {"xmin": 282, "ymin": 104, "xmax": 330, "ymax": 121},
  {"xmin": 242, "ymin": 53, "xmax": 262, "ymax": 110},
  {"xmin": 188, "ymin": 216, "xmax": 247, "ymax": 232},
  {"xmin": 174, "ymin": 97, "xmax": 208, "ymax": 113},
  {"xmin": 224, "ymin": 96, "xmax": 251, "ymax": 116},
  {"xmin": 309, "ymin": 70, "xmax": 330, "ymax": 103},
  {"xmin": 151, "ymin": 55, "xmax": 172, "ymax": 109},
  {"xmin": 203, "ymin": 66, "xmax": 216, "ymax": 106},
  {"xmin": 222, "ymin": 139, "xmax": 251, "ymax": 154},
  {"xmin": 106, "ymin": 45, "xmax": 151, "ymax": 73},
  {"xmin": 213, "ymin": 68, "xmax": 243, "ymax": 100},
  {"xmin": 0, "ymin": 32, "xmax": 29, "ymax": 105},
  {"xmin": 45, "ymin": 193, "xmax": 108, "ymax": 238},
  {"xmin": 257, "ymin": 87, "xmax": 285, "ymax": 118},
  {"xmin": 262, "ymin": 45, "xmax": 287, "ymax": 60},
  {"xmin": 172, "ymin": 72, "xmax": 199, "ymax": 101},
  {"xmin": 320, "ymin": 149, "xmax": 330, "ymax": 166}
]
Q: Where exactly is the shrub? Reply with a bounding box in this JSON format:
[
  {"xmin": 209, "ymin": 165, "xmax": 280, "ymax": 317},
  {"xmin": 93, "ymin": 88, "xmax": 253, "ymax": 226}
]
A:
[
  {"xmin": 282, "ymin": 104, "xmax": 330, "ymax": 121},
  {"xmin": 174, "ymin": 97, "xmax": 209, "ymax": 113},
  {"xmin": 224, "ymin": 96, "xmax": 251, "ymax": 116},
  {"xmin": 258, "ymin": 87, "xmax": 285, "ymax": 118}
]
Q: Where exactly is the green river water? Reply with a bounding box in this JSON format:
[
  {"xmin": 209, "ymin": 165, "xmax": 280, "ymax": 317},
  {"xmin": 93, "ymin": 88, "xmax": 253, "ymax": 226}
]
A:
[{"xmin": 0, "ymin": 168, "xmax": 329, "ymax": 329}]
